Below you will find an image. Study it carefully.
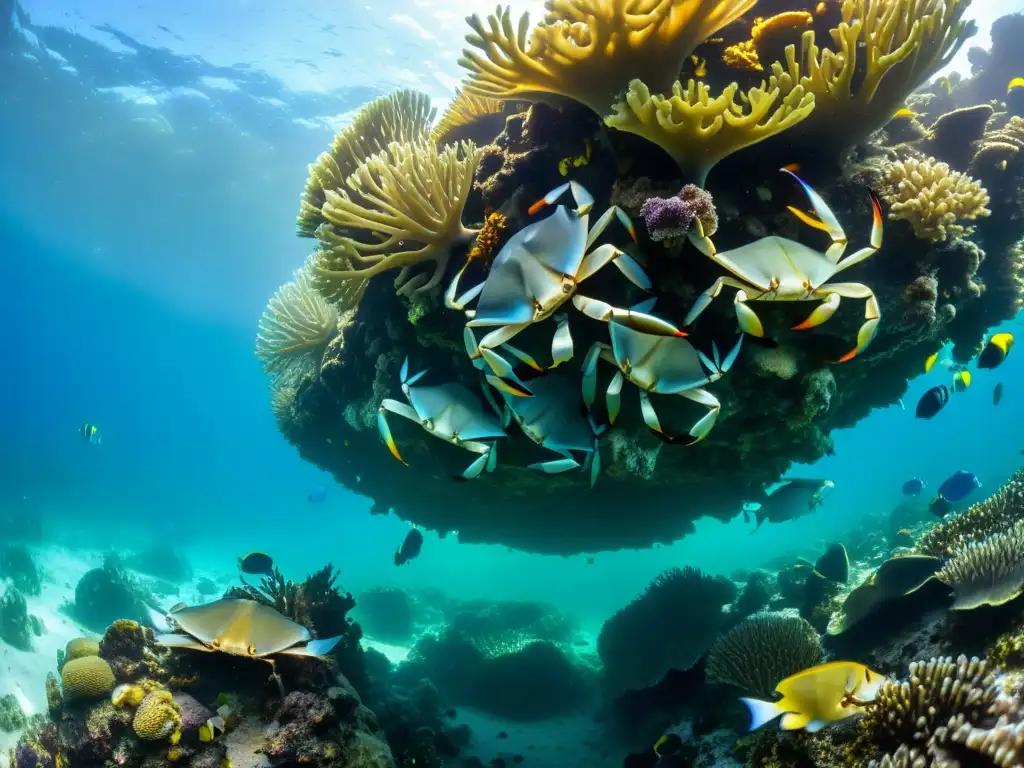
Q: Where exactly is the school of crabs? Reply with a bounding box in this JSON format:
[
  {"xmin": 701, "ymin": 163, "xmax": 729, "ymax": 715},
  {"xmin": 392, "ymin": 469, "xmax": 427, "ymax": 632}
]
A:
[{"xmin": 376, "ymin": 168, "xmax": 884, "ymax": 484}]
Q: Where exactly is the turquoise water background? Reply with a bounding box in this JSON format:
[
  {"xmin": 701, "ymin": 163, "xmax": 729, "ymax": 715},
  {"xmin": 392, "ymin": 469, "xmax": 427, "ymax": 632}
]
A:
[{"xmin": 3, "ymin": 0, "xmax": 1023, "ymax": 633}]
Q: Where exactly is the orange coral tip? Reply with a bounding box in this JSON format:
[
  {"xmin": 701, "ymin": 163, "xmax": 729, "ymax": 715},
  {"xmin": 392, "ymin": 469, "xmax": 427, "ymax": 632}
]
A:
[{"xmin": 527, "ymin": 199, "xmax": 548, "ymax": 215}]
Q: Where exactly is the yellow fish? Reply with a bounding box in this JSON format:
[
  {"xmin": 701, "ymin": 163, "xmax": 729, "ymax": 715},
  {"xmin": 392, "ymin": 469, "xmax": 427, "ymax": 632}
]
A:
[
  {"xmin": 557, "ymin": 138, "xmax": 592, "ymax": 177},
  {"xmin": 1008, "ymin": 77, "xmax": 1024, "ymax": 93},
  {"xmin": 741, "ymin": 661, "xmax": 886, "ymax": 732},
  {"xmin": 925, "ymin": 351, "xmax": 939, "ymax": 372},
  {"xmin": 892, "ymin": 107, "xmax": 920, "ymax": 119},
  {"xmin": 979, "ymin": 332, "xmax": 1014, "ymax": 369},
  {"xmin": 690, "ymin": 55, "xmax": 708, "ymax": 78},
  {"xmin": 952, "ymin": 369, "xmax": 971, "ymax": 392}
]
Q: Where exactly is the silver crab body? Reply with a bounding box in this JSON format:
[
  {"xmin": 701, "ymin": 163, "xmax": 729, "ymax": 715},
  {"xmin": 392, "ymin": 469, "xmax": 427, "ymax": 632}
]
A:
[
  {"xmin": 684, "ymin": 168, "xmax": 883, "ymax": 363},
  {"xmin": 485, "ymin": 371, "xmax": 603, "ymax": 487},
  {"xmin": 446, "ymin": 181, "xmax": 684, "ymax": 397},
  {"xmin": 578, "ymin": 298, "xmax": 742, "ymax": 445},
  {"xmin": 377, "ymin": 358, "xmax": 504, "ymax": 480}
]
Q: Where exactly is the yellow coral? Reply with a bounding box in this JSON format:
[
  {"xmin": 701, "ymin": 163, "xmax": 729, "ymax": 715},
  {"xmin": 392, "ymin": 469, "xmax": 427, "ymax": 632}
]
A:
[
  {"xmin": 64, "ymin": 638, "xmax": 100, "ymax": 662},
  {"xmin": 605, "ymin": 78, "xmax": 815, "ymax": 185},
  {"xmin": 432, "ymin": 89, "xmax": 507, "ymax": 147},
  {"xmin": 459, "ymin": 0, "xmax": 758, "ymax": 116},
  {"xmin": 297, "ymin": 90, "xmax": 435, "ymax": 238},
  {"xmin": 467, "ymin": 211, "xmax": 508, "ymax": 264},
  {"xmin": 111, "ymin": 679, "xmax": 160, "ymax": 708},
  {"xmin": 316, "ymin": 139, "xmax": 482, "ymax": 296},
  {"xmin": 133, "ymin": 690, "xmax": 182, "ymax": 743},
  {"xmin": 882, "ymin": 157, "xmax": 990, "ymax": 242},
  {"xmin": 723, "ymin": 12, "xmax": 814, "ymax": 71},
  {"xmin": 769, "ymin": 0, "xmax": 976, "ymax": 150},
  {"xmin": 61, "ymin": 656, "xmax": 115, "ymax": 700}
]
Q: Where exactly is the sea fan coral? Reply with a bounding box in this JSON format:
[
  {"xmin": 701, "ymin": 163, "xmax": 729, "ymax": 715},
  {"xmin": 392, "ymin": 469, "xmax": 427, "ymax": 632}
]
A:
[
  {"xmin": 882, "ymin": 157, "xmax": 990, "ymax": 242},
  {"xmin": 769, "ymin": 0, "xmax": 976, "ymax": 152},
  {"xmin": 459, "ymin": 0, "xmax": 758, "ymax": 116},
  {"xmin": 706, "ymin": 613, "xmax": 823, "ymax": 698},
  {"xmin": 917, "ymin": 467, "xmax": 1024, "ymax": 557},
  {"xmin": 606, "ymin": 78, "xmax": 815, "ymax": 185},
  {"xmin": 432, "ymin": 88, "xmax": 507, "ymax": 146},
  {"xmin": 255, "ymin": 257, "xmax": 340, "ymax": 380},
  {"xmin": 316, "ymin": 139, "xmax": 482, "ymax": 296},
  {"xmin": 597, "ymin": 566, "xmax": 736, "ymax": 695},
  {"xmin": 723, "ymin": 12, "xmax": 814, "ymax": 72},
  {"xmin": 936, "ymin": 519, "xmax": 1024, "ymax": 610},
  {"xmin": 297, "ymin": 89, "xmax": 435, "ymax": 237}
]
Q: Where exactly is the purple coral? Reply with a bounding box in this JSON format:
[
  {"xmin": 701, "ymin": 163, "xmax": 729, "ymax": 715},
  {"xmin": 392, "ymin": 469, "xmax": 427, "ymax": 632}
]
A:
[
  {"xmin": 14, "ymin": 741, "xmax": 53, "ymax": 768},
  {"xmin": 638, "ymin": 184, "xmax": 717, "ymax": 243}
]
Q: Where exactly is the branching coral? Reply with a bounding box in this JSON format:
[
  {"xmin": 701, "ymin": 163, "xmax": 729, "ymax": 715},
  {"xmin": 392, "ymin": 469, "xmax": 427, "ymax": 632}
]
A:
[
  {"xmin": 432, "ymin": 88, "xmax": 507, "ymax": 147},
  {"xmin": 605, "ymin": 77, "xmax": 815, "ymax": 185},
  {"xmin": 297, "ymin": 89, "xmax": 435, "ymax": 238},
  {"xmin": 255, "ymin": 256, "xmax": 340, "ymax": 381},
  {"xmin": 917, "ymin": 467, "xmax": 1024, "ymax": 557},
  {"xmin": 769, "ymin": 0, "xmax": 976, "ymax": 151},
  {"xmin": 936, "ymin": 519, "xmax": 1024, "ymax": 610},
  {"xmin": 315, "ymin": 139, "xmax": 482, "ymax": 296},
  {"xmin": 706, "ymin": 613, "xmax": 822, "ymax": 698},
  {"xmin": 458, "ymin": 0, "xmax": 758, "ymax": 117},
  {"xmin": 597, "ymin": 566, "xmax": 736, "ymax": 695},
  {"xmin": 882, "ymin": 157, "xmax": 990, "ymax": 242},
  {"xmin": 723, "ymin": 12, "xmax": 814, "ymax": 72}
]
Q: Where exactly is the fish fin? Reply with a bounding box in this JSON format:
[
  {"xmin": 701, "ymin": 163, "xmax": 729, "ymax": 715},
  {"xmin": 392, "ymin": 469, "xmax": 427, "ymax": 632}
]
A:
[
  {"xmin": 779, "ymin": 712, "xmax": 811, "ymax": 731},
  {"xmin": 155, "ymin": 634, "xmax": 212, "ymax": 651},
  {"xmin": 144, "ymin": 604, "xmax": 172, "ymax": 633},
  {"xmin": 279, "ymin": 635, "xmax": 342, "ymax": 658},
  {"xmin": 804, "ymin": 720, "xmax": 827, "ymax": 733},
  {"xmin": 739, "ymin": 697, "xmax": 781, "ymax": 731}
]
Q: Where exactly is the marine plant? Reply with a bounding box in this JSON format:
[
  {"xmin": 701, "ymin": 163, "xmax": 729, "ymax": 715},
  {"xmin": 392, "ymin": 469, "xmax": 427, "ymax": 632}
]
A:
[
  {"xmin": 0, "ymin": 544, "xmax": 42, "ymax": 596},
  {"xmin": 706, "ymin": 612, "xmax": 823, "ymax": 698}
]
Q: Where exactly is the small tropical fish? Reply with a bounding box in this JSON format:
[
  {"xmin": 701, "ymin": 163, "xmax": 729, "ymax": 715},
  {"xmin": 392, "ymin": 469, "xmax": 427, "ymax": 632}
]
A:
[
  {"xmin": 557, "ymin": 138, "xmax": 592, "ymax": 177},
  {"xmin": 1008, "ymin": 77, "xmax": 1024, "ymax": 94},
  {"xmin": 902, "ymin": 478, "xmax": 926, "ymax": 496},
  {"xmin": 915, "ymin": 385, "xmax": 949, "ymax": 419},
  {"xmin": 937, "ymin": 470, "xmax": 981, "ymax": 503},
  {"xmin": 79, "ymin": 422, "xmax": 102, "ymax": 445},
  {"xmin": 198, "ymin": 715, "xmax": 225, "ymax": 743},
  {"xmin": 239, "ymin": 552, "xmax": 274, "ymax": 576},
  {"xmin": 929, "ymin": 496, "xmax": 953, "ymax": 518},
  {"xmin": 994, "ymin": 382, "xmax": 1004, "ymax": 406},
  {"xmin": 749, "ymin": 479, "xmax": 835, "ymax": 529},
  {"xmin": 653, "ymin": 733, "xmax": 683, "ymax": 758},
  {"xmin": 952, "ymin": 369, "xmax": 971, "ymax": 392},
  {"xmin": 814, "ymin": 1, "xmax": 827, "ymax": 14},
  {"xmin": 308, "ymin": 486, "xmax": 327, "ymax": 504},
  {"xmin": 395, "ymin": 526, "xmax": 424, "ymax": 566},
  {"xmin": 892, "ymin": 107, "xmax": 921, "ymax": 119},
  {"xmin": 690, "ymin": 55, "xmax": 707, "ymax": 78},
  {"xmin": 741, "ymin": 661, "xmax": 886, "ymax": 733},
  {"xmin": 896, "ymin": 528, "xmax": 913, "ymax": 537},
  {"xmin": 924, "ymin": 350, "xmax": 954, "ymax": 372},
  {"xmin": 978, "ymin": 333, "xmax": 1014, "ymax": 369}
]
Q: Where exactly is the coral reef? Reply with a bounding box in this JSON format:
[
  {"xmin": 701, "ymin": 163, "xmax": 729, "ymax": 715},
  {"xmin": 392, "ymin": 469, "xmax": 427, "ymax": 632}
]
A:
[
  {"xmin": 917, "ymin": 467, "xmax": 1024, "ymax": 557},
  {"xmin": 61, "ymin": 656, "xmax": 116, "ymax": 700},
  {"xmin": 0, "ymin": 694, "xmax": 26, "ymax": 732},
  {"xmin": 598, "ymin": 567, "xmax": 736, "ymax": 696},
  {"xmin": 936, "ymin": 519, "xmax": 1024, "ymax": 609},
  {"xmin": 881, "ymin": 156, "xmax": 991, "ymax": 242},
  {"xmin": 1, "ymin": 588, "xmax": 35, "ymax": 651},
  {"xmin": 706, "ymin": 613, "xmax": 823, "ymax": 698},
  {"xmin": 66, "ymin": 556, "xmax": 152, "ymax": 633}
]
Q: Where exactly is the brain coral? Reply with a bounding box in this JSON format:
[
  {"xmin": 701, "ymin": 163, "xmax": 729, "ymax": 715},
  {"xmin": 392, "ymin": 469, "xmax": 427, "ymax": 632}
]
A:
[
  {"xmin": 64, "ymin": 637, "xmax": 99, "ymax": 662},
  {"xmin": 61, "ymin": 656, "xmax": 115, "ymax": 699},
  {"xmin": 133, "ymin": 690, "xmax": 182, "ymax": 742}
]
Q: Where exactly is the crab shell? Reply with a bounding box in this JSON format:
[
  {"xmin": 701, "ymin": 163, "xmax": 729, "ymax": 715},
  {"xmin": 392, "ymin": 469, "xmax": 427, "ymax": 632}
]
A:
[
  {"xmin": 405, "ymin": 381, "xmax": 506, "ymax": 444},
  {"xmin": 498, "ymin": 373, "xmax": 595, "ymax": 454},
  {"xmin": 609, "ymin": 322, "xmax": 716, "ymax": 393}
]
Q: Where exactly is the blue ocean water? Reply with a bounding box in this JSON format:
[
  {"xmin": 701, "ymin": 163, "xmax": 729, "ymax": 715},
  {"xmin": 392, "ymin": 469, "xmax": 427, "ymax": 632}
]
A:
[{"xmin": 3, "ymin": 4, "xmax": 1024, "ymax": 765}]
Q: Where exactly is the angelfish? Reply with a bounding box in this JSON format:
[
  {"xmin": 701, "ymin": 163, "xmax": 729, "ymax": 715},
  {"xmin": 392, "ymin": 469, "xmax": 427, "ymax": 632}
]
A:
[{"xmin": 741, "ymin": 661, "xmax": 887, "ymax": 733}]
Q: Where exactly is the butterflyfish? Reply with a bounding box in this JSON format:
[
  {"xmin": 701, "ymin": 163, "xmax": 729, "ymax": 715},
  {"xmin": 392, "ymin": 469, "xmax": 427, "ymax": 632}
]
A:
[
  {"xmin": 915, "ymin": 385, "xmax": 949, "ymax": 419},
  {"xmin": 978, "ymin": 333, "xmax": 1014, "ymax": 369},
  {"xmin": 741, "ymin": 661, "xmax": 886, "ymax": 733},
  {"xmin": 892, "ymin": 107, "xmax": 920, "ymax": 119},
  {"xmin": 395, "ymin": 526, "xmax": 424, "ymax": 566},
  {"xmin": 80, "ymin": 422, "xmax": 102, "ymax": 445},
  {"xmin": 1009, "ymin": 77, "xmax": 1024, "ymax": 93},
  {"xmin": 239, "ymin": 552, "xmax": 274, "ymax": 576},
  {"xmin": 952, "ymin": 369, "xmax": 971, "ymax": 392}
]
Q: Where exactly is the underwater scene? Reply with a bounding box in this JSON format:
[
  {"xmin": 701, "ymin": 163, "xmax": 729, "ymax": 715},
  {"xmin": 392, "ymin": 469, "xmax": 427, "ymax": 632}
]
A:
[{"xmin": 7, "ymin": 0, "xmax": 1024, "ymax": 765}]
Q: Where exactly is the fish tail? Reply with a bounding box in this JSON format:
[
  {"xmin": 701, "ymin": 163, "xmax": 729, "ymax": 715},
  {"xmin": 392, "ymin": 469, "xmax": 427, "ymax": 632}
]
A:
[{"xmin": 739, "ymin": 697, "xmax": 781, "ymax": 731}]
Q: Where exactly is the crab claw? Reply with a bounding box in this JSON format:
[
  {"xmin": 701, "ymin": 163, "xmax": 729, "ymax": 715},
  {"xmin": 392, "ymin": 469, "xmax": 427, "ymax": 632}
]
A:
[
  {"xmin": 838, "ymin": 294, "xmax": 881, "ymax": 362},
  {"xmin": 606, "ymin": 371, "xmax": 624, "ymax": 425},
  {"xmin": 573, "ymin": 295, "xmax": 687, "ymax": 337},
  {"xmin": 734, "ymin": 290, "xmax": 765, "ymax": 337},
  {"xmin": 793, "ymin": 293, "xmax": 840, "ymax": 331},
  {"xmin": 551, "ymin": 315, "xmax": 574, "ymax": 368}
]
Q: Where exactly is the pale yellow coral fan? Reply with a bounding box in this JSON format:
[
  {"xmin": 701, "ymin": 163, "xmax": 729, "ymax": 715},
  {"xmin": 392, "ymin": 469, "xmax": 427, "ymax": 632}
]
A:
[
  {"xmin": 882, "ymin": 157, "xmax": 990, "ymax": 243},
  {"xmin": 769, "ymin": 0, "xmax": 976, "ymax": 150},
  {"xmin": 432, "ymin": 89, "xmax": 507, "ymax": 147},
  {"xmin": 458, "ymin": 0, "xmax": 759, "ymax": 117},
  {"xmin": 723, "ymin": 12, "xmax": 813, "ymax": 72},
  {"xmin": 605, "ymin": 78, "xmax": 815, "ymax": 185},
  {"xmin": 315, "ymin": 139, "xmax": 482, "ymax": 296},
  {"xmin": 296, "ymin": 90, "xmax": 435, "ymax": 238}
]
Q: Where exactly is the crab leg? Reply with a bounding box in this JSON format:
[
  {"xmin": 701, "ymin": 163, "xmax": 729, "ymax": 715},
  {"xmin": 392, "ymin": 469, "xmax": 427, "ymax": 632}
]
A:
[
  {"xmin": 606, "ymin": 371, "xmax": 625, "ymax": 424},
  {"xmin": 444, "ymin": 257, "xmax": 485, "ymax": 311},
  {"xmin": 377, "ymin": 399, "xmax": 421, "ymax": 465},
  {"xmin": 456, "ymin": 440, "xmax": 494, "ymax": 481},
  {"xmin": 528, "ymin": 180, "xmax": 595, "ymax": 216},
  {"xmin": 822, "ymin": 283, "xmax": 880, "ymax": 362},
  {"xmin": 467, "ymin": 324, "xmax": 537, "ymax": 396},
  {"xmin": 678, "ymin": 388, "xmax": 721, "ymax": 444},
  {"xmin": 585, "ymin": 204, "xmax": 637, "ymax": 249},
  {"xmin": 638, "ymin": 390, "xmax": 670, "ymax": 440},
  {"xmin": 792, "ymin": 293, "xmax": 841, "ymax": 331},
  {"xmin": 574, "ymin": 295, "xmax": 687, "ymax": 338},
  {"xmin": 577, "ymin": 243, "xmax": 651, "ymax": 290},
  {"xmin": 688, "ymin": 216, "xmax": 716, "ymax": 257},
  {"xmin": 834, "ymin": 192, "xmax": 883, "ymax": 273},
  {"xmin": 780, "ymin": 166, "xmax": 849, "ymax": 263},
  {"xmin": 581, "ymin": 342, "xmax": 614, "ymax": 409},
  {"xmin": 683, "ymin": 276, "xmax": 763, "ymax": 336},
  {"xmin": 551, "ymin": 314, "xmax": 573, "ymax": 368}
]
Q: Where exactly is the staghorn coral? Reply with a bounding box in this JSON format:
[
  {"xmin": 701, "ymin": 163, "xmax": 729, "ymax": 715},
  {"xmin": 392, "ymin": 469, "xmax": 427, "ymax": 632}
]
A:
[
  {"xmin": 132, "ymin": 690, "xmax": 181, "ymax": 743},
  {"xmin": 917, "ymin": 467, "xmax": 1024, "ymax": 557},
  {"xmin": 61, "ymin": 656, "xmax": 116, "ymax": 700},
  {"xmin": 638, "ymin": 184, "xmax": 717, "ymax": 242},
  {"xmin": 458, "ymin": 0, "xmax": 758, "ymax": 117},
  {"xmin": 723, "ymin": 11, "xmax": 814, "ymax": 72},
  {"xmin": 296, "ymin": 89, "xmax": 435, "ymax": 238},
  {"xmin": 316, "ymin": 139, "xmax": 481, "ymax": 296},
  {"xmin": 859, "ymin": 655, "xmax": 1001, "ymax": 760},
  {"xmin": 432, "ymin": 88, "xmax": 507, "ymax": 147},
  {"xmin": 882, "ymin": 157, "xmax": 991, "ymax": 242},
  {"xmin": 597, "ymin": 566, "xmax": 736, "ymax": 695},
  {"xmin": 706, "ymin": 612, "xmax": 823, "ymax": 698},
  {"xmin": 605, "ymin": 77, "xmax": 815, "ymax": 185},
  {"xmin": 255, "ymin": 256, "xmax": 340, "ymax": 381},
  {"xmin": 769, "ymin": 0, "xmax": 976, "ymax": 153},
  {"xmin": 936, "ymin": 519, "xmax": 1024, "ymax": 610}
]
